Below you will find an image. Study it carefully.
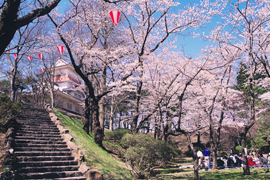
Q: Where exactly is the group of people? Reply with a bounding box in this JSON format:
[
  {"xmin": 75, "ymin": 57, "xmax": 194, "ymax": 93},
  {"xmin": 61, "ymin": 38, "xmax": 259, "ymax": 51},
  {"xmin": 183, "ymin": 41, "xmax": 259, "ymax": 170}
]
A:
[
  {"xmin": 197, "ymin": 148, "xmax": 270, "ymax": 170},
  {"xmin": 246, "ymin": 152, "xmax": 268, "ymax": 167}
]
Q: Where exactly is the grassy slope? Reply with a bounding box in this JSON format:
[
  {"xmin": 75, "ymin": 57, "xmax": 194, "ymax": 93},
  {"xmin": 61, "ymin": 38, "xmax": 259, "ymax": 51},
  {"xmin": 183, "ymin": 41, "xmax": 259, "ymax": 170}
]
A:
[
  {"xmin": 157, "ymin": 166, "xmax": 270, "ymax": 180},
  {"xmin": 53, "ymin": 108, "xmax": 132, "ymax": 180}
]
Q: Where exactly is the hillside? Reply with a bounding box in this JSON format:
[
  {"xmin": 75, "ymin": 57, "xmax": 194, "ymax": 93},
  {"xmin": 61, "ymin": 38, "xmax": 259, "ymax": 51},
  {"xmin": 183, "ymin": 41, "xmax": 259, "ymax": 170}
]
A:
[{"xmin": 53, "ymin": 108, "xmax": 132, "ymax": 179}]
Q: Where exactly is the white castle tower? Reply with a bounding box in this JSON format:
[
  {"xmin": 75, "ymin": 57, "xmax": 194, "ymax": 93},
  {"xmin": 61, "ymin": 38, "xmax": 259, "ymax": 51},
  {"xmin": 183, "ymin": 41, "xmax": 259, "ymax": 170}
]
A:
[{"xmin": 52, "ymin": 59, "xmax": 85, "ymax": 115}]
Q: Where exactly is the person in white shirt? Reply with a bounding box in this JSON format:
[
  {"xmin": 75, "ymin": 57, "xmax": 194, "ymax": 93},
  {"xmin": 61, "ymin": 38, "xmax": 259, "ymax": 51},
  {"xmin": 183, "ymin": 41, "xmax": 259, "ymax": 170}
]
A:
[{"xmin": 197, "ymin": 150, "xmax": 204, "ymax": 169}]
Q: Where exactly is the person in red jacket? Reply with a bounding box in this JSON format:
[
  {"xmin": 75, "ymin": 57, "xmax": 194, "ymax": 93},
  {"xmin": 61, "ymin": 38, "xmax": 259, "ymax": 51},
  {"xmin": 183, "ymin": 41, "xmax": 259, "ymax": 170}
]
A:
[{"xmin": 247, "ymin": 157, "xmax": 256, "ymax": 167}]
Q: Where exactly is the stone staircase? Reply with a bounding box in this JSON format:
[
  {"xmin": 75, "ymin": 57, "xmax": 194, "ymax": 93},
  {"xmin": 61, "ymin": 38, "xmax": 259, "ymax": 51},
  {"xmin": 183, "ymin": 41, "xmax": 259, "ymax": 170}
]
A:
[{"xmin": 13, "ymin": 105, "xmax": 86, "ymax": 180}]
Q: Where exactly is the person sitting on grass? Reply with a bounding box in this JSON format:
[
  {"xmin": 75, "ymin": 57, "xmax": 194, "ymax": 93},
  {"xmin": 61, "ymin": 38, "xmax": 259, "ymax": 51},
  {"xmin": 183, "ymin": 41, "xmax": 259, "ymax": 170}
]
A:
[
  {"xmin": 227, "ymin": 156, "xmax": 235, "ymax": 168},
  {"xmin": 253, "ymin": 153, "xmax": 261, "ymax": 167},
  {"xmin": 199, "ymin": 157, "xmax": 205, "ymax": 169},
  {"xmin": 234, "ymin": 155, "xmax": 242, "ymax": 167},
  {"xmin": 258, "ymin": 154, "xmax": 268, "ymax": 166},
  {"xmin": 217, "ymin": 158, "xmax": 225, "ymax": 169},
  {"xmin": 247, "ymin": 157, "xmax": 256, "ymax": 167},
  {"xmin": 247, "ymin": 152, "xmax": 253, "ymax": 159}
]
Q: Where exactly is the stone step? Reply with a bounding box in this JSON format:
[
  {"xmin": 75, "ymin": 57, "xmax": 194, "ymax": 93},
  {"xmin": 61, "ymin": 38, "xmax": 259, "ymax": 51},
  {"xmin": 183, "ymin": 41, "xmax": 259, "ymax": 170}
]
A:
[
  {"xmin": 15, "ymin": 136, "xmax": 62, "ymax": 141},
  {"xmin": 17, "ymin": 120, "xmax": 52, "ymax": 123},
  {"xmin": 16, "ymin": 133, "xmax": 61, "ymax": 138},
  {"xmin": 14, "ymin": 105, "xmax": 85, "ymax": 180},
  {"xmin": 15, "ymin": 130, "xmax": 60, "ymax": 135},
  {"xmin": 15, "ymin": 139, "xmax": 65, "ymax": 144},
  {"xmin": 17, "ymin": 156, "xmax": 75, "ymax": 162},
  {"xmin": 19, "ymin": 165, "xmax": 79, "ymax": 173},
  {"xmin": 19, "ymin": 171, "xmax": 83, "ymax": 179},
  {"xmin": 16, "ymin": 125, "xmax": 59, "ymax": 129},
  {"xmin": 16, "ymin": 129, "xmax": 60, "ymax": 133},
  {"xmin": 15, "ymin": 143, "xmax": 67, "ymax": 148},
  {"xmin": 14, "ymin": 147, "xmax": 70, "ymax": 152},
  {"xmin": 17, "ymin": 121, "xmax": 53, "ymax": 124},
  {"xmin": 16, "ymin": 124, "xmax": 55, "ymax": 127},
  {"xmin": 16, "ymin": 128, "xmax": 59, "ymax": 131},
  {"xmin": 17, "ymin": 160, "xmax": 78, "ymax": 168},
  {"xmin": 16, "ymin": 130, "xmax": 60, "ymax": 135},
  {"xmin": 15, "ymin": 151, "xmax": 72, "ymax": 156},
  {"xmin": 16, "ymin": 122, "xmax": 53, "ymax": 125}
]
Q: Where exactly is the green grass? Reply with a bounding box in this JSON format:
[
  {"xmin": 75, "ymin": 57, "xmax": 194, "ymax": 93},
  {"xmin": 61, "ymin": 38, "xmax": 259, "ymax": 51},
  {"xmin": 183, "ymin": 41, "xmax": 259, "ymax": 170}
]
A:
[
  {"xmin": 52, "ymin": 109, "xmax": 270, "ymax": 180},
  {"xmin": 53, "ymin": 108, "xmax": 133, "ymax": 180},
  {"xmin": 156, "ymin": 168, "xmax": 270, "ymax": 179}
]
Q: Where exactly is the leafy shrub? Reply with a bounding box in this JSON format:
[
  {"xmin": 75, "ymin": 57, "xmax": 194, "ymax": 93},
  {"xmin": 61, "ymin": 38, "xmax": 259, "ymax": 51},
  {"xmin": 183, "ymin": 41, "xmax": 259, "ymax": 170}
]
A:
[
  {"xmin": 104, "ymin": 128, "xmax": 131, "ymax": 143},
  {"xmin": 120, "ymin": 133, "xmax": 137, "ymax": 148},
  {"xmin": 121, "ymin": 133, "xmax": 178, "ymax": 177},
  {"xmin": 252, "ymin": 136, "xmax": 269, "ymax": 150},
  {"xmin": 0, "ymin": 95, "xmax": 24, "ymax": 132},
  {"xmin": 102, "ymin": 141, "xmax": 125, "ymax": 158},
  {"xmin": 235, "ymin": 145, "xmax": 242, "ymax": 154}
]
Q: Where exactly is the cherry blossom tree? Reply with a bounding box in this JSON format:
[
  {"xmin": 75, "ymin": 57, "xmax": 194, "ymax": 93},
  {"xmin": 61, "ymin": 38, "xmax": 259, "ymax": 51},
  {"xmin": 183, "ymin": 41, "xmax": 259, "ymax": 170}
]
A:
[
  {"xmin": 45, "ymin": 0, "xmax": 136, "ymax": 147},
  {"xmin": 204, "ymin": 0, "xmax": 270, "ymax": 175},
  {"xmin": 120, "ymin": 0, "xmax": 225, "ymax": 135},
  {"xmin": 125, "ymin": 43, "xmax": 222, "ymax": 179},
  {"xmin": 190, "ymin": 39, "xmax": 244, "ymax": 169}
]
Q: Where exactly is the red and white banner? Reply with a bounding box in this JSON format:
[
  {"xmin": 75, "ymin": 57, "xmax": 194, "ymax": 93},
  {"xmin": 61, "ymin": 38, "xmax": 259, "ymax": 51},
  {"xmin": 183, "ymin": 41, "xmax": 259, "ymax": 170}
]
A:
[
  {"xmin": 28, "ymin": 56, "xmax": 32, "ymax": 61},
  {"xmin": 53, "ymin": 76, "xmax": 81, "ymax": 84},
  {"xmin": 57, "ymin": 46, "xmax": 64, "ymax": 54},
  {"xmin": 14, "ymin": 54, "xmax": 17, "ymax": 58},
  {"xmin": 38, "ymin": 54, "xmax": 42, "ymax": 60},
  {"xmin": 109, "ymin": 10, "xmax": 120, "ymax": 26},
  {"xmin": 40, "ymin": 67, "xmax": 44, "ymax": 72}
]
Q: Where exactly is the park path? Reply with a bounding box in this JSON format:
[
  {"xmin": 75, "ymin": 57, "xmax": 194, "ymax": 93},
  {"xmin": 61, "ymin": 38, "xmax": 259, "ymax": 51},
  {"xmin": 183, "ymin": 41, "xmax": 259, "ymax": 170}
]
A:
[{"xmin": 13, "ymin": 104, "xmax": 85, "ymax": 179}]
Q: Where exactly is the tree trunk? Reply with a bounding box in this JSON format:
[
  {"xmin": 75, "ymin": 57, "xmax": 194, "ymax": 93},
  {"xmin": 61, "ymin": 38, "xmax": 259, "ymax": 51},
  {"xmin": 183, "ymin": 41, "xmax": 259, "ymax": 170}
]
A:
[
  {"xmin": 99, "ymin": 66, "xmax": 106, "ymax": 129},
  {"xmin": 9, "ymin": 66, "xmax": 17, "ymax": 102},
  {"xmin": 109, "ymin": 96, "xmax": 114, "ymax": 131},
  {"xmin": 146, "ymin": 122, "xmax": 150, "ymax": 133},
  {"xmin": 154, "ymin": 116, "xmax": 158, "ymax": 139},
  {"xmin": 241, "ymin": 132, "xmax": 250, "ymax": 175},
  {"xmin": 83, "ymin": 96, "xmax": 90, "ymax": 134},
  {"xmin": 41, "ymin": 74, "xmax": 45, "ymax": 106},
  {"xmin": 197, "ymin": 132, "xmax": 201, "ymax": 144},
  {"xmin": 211, "ymin": 147, "xmax": 218, "ymax": 170},
  {"xmin": 123, "ymin": 120, "xmax": 127, "ymax": 129},
  {"xmin": 0, "ymin": 0, "xmax": 61, "ymax": 57},
  {"xmin": 163, "ymin": 124, "xmax": 167, "ymax": 141},
  {"xmin": 131, "ymin": 112, "xmax": 139, "ymax": 134},
  {"xmin": 131, "ymin": 64, "xmax": 143, "ymax": 134},
  {"xmin": 93, "ymin": 99, "xmax": 104, "ymax": 148},
  {"xmin": 240, "ymin": 36, "xmax": 255, "ymax": 176},
  {"xmin": 118, "ymin": 111, "xmax": 122, "ymax": 129},
  {"xmin": 10, "ymin": 74, "xmax": 16, "ymax": 102},
  {"xmin": 193, "ymin": 154, "xmax": 199, "ymax": 180},
  {"xmin": 89, "ymin": 100, "xmax": 93, "ymax": 133},
  {"xmin": 99, "ymin": 97, "xmax": 105, "ymax": 129},
  {"xmin": 186, "ymin": 133, "xmax": 199, "ymax": 180},
  {"xmin": 0, "ymin": 0, "xmax": 19, "ymax": 56},
  {"xmin": 50, "ymin": 88, "xmax": 54, "ymax": 108}
]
